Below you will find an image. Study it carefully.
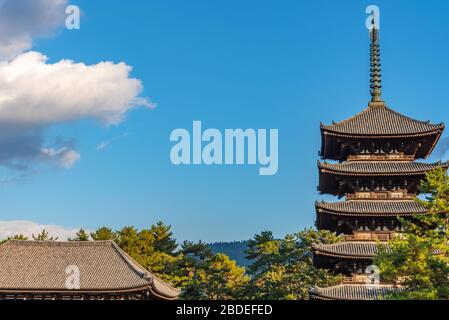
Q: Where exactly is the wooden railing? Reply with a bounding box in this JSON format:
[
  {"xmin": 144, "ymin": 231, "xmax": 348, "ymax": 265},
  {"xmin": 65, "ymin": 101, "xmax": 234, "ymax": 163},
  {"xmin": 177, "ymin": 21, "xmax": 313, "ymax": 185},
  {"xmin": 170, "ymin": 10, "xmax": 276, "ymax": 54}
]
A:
[
  {"xmin": 347, "ymin": 154, "xmax": 415, "ymax": 161},
  {"xmin": 345, "ymin": 232, "xmax": 395, "ymax": 242},
  {"xmin": 346, "ymin": 190, "xmax": 413, "ymax": 200},
  {"xmin": 343, "ymin": 275, "xmax": 370, "ymax": 284}
]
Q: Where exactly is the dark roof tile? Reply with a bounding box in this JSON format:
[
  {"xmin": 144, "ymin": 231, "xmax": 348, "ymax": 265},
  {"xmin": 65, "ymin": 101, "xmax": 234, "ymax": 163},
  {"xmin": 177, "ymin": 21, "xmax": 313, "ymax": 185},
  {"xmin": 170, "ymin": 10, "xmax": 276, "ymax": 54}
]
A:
[
  {"xmin": 310, "ymin": 284, "xmax": 403, "ymax": 300},
  {"xmin": 312, "ymin": 241, "xmax": 388, "ymax": 258},
  {"xmin": 319, "ymin": 160, "xmax": 448, "ymax": 175},
  {"xmin": 316, "ymin": 200, "xmax": 427, "ymax": 216},
  {"xmin": 0, "ymin": 241, "xmax": 180, "ymax": 299},
  {"xmin": 321, "ymin": 105, "xmax": 444, "ymax": 136}
]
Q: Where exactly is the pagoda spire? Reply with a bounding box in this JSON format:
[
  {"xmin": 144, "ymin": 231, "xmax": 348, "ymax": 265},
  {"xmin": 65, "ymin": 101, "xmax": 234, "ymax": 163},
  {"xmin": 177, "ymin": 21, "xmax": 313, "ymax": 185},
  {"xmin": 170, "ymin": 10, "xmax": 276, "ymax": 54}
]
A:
[{"xmin": 369, "ymin": 14, "xmax": 383, "ymax": 105}]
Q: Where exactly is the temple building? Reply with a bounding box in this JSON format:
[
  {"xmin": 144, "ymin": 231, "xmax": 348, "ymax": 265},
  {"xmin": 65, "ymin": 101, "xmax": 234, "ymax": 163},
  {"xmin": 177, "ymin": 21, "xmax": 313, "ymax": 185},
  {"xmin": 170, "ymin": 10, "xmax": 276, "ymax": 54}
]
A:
[
  {"xmin": 310, "ymin": 21, "xmax": 447, "ymax": 300},
  {"xmin": 0, "ymin": 240, "xmax": 180, "ymax": 300}
]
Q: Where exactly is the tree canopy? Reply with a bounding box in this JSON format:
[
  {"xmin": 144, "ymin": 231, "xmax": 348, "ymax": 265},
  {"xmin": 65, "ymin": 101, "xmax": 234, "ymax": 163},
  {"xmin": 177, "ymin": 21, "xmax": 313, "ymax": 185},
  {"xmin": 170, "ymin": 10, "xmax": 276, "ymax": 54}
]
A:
[{"xmin": 374, "ymin": 168, "xmax": 449, "ymax": 299}]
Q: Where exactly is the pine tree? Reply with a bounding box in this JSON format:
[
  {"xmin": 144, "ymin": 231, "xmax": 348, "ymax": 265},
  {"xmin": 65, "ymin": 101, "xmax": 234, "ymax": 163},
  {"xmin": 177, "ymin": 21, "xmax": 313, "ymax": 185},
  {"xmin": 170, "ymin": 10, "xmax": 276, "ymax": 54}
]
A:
[
  {"xmin": 204, "ymin": 253, "xmax": 250, "ymax": 300},
  {"xmin": 150, "ymin": 221, "xmax": 177, "ymax": 253},
  {"xmin": 90, "ymin": 227, "xmax": 117, "ymax": 241},
  {"xmin": 175, "ymin": 241, "xmax": 249, "ymax": 300},
  {"xmin": 373, "ymin": 168, "xmax": 449, "ymax": 299},
  {"xmin": 32, "ymin": 229, "xmax": 58, "ymax": 241},
  {"xmin": 114, "ymin": 223, "xmax": 179, "ymax": 283},
  {"xmin": 0, "ymin": 234, "xmax": 28, "ymax": 245},
  {"xmin": 69, "ymin": 228, "xmax": 90, "ymax": 241},
  {"xmin": 175, "ymin": 240, "xmax": 213, "ymax": 299},
  {"xmin": 245, "ymin": 228, "xmax": 342, "ymax": 299}
]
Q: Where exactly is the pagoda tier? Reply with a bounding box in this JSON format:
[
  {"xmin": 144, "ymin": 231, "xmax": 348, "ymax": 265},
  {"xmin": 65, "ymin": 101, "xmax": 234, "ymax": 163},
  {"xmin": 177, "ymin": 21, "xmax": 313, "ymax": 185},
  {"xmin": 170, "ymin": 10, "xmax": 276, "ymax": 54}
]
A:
[
  {"xmin": 312, "ymin": 241, "xmax": 388, "ymax": 275},
  {"xmin": 309, "ymin": 284, "xmax": 403, "ymax": 300},
  {"xmin": 312, "ymin": 242, "xmax": 384, "ymax": 260},
  {"xmin": 320, "ymin": 102, "xmax": 444, "ymax": 161},
  {"xmin": 318, "ymin": 160, "xmax": 448, "ymax": 196},
  {"xmin": 315, "ymin": 200, "xmax": 428, "ymax": 232}
]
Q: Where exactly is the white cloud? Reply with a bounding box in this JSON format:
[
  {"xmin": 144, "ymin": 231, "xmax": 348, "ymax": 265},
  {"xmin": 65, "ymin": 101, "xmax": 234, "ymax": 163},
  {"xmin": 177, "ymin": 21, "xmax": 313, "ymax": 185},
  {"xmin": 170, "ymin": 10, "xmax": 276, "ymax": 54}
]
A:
[
  {"xmin": 0, "ymin": 1, "xmax": 154, "ymax": 175},
  {"xmin": 0, "ymin": 52, "xmax": 153, "ymax": 171},
  {"xmin": 0, "ymin": 220, "xmax": 84, "ymax": 240},
  {"xmin": 0, "ymin": 0, "xmax": 68, "ymax": 60},
  {"xmin": 0, "ymin": 52, "xmax": 154, "ymax": 125}
]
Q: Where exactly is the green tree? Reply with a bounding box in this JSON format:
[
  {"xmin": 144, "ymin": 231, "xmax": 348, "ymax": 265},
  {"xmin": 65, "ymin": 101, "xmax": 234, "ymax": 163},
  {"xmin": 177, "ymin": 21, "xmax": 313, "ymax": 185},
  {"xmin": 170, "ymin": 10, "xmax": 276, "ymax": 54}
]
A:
[
  {"xmin": 151, "ymin": 221, "xmax": 178, "ymax": 253},
  {"xmin": 0, "ymin": 234, "xmax": 28, "ymax": 245},
  {"xmin": 90, "ymin": 227, "xmax": 117, "ymax": 241},
  {"xmin": 245, "ymin": 231, "xmax": 280, "ymax": 275},
  {"xmin": 204, "ymin": 253, "xmax": 250, "ymax": 300},
  {"xmin": 69, "ymin": 228, "xmax": 90, "ymax": 241},
  {"xmin": 373, "ymin": 168, "xmax": 449, "ymax": 300},
  {"xmin": 175, "ymin": 240, "xmax": 213, "ymax": 299},
  {"xmin": 245, "ymin": 228, "xmax": 342, "ymax": 300},
  {"xmin": 115, "ymin": 223, "xmax": 179, "ymax": 283},
  {"xmin": 32, "ymin": 229, "xmax": 58, "ymax": 241},
  {"xmin": 175, "ymin": 241, "xmax": 249, "ymax": 300}
]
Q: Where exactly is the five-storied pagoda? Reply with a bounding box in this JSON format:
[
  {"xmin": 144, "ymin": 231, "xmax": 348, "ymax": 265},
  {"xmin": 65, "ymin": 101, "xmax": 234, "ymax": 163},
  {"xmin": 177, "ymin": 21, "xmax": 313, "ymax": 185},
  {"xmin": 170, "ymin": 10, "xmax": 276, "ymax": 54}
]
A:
[{"xmin": 309, "ymin": 17, "xmax": 448, "ymax": 300}]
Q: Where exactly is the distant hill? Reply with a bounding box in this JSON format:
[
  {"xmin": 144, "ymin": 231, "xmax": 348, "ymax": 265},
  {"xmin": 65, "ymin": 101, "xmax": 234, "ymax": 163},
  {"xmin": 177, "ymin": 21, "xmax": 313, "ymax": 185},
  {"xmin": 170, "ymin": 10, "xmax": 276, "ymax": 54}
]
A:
[{"xmin": 208, "ymin": 240, "xmax": 250, "ymax": 267}]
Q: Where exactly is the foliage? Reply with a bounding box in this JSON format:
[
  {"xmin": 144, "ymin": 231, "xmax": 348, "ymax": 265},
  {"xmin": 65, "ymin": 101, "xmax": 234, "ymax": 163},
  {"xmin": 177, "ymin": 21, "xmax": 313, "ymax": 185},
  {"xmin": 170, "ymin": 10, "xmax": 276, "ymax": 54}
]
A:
[
  {"xmin": 32, "ymin": 229, "xmax": 58, "ymax": 241},
  {"xmin": 174, "ymin": 240, "xmax": 249, "ymax": 300},
  {"xmin": 114, "ymin": 222, "xmax": 179, "ymax": 282},
  {"xmin": 373, "ymin": 168, "xmax": 449, "ymax": 300},
  {"xmin": 69, "ymin": 228, "xmax": 90, "ymax": 241},
  {"xmin": 244, "ymin": 229, "xmax": 343, "ymax": 299},
  {"xmin": 204, "ymin": 253, "xmax": 250, "ymax": 299},
  {"xmin": 0, "ymin": 234, "xmax": 28, "ymax": 245},
  {"xmin": 90, "ymin": 227, "xmax": 117, "ymax": 241}
]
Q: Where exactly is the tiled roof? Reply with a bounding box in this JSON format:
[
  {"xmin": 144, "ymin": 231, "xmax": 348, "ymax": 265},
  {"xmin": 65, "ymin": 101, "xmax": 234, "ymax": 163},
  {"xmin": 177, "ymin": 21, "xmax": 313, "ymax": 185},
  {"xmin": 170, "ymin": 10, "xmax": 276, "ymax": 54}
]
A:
[
  {"xmin": 312, "ymin": 241, "xmax": 388, "ymax": 259},
  {"xmin": 310, "ymin": 284, "xmax": 403, "ymax": 300},
  {"xmin": 0, "ymin": 241, "xmax": 180, "ymax": 299},
  {"xmin": 316, "ymin": 200, "xmax": 427, "ymax": 216},
  {"xmin": 318, "ymin": 160, "xmax": 448, "ymax": 176},
  {"xmin": 321, "ymin": 104, "xmax": 444, "ymax": 136}
]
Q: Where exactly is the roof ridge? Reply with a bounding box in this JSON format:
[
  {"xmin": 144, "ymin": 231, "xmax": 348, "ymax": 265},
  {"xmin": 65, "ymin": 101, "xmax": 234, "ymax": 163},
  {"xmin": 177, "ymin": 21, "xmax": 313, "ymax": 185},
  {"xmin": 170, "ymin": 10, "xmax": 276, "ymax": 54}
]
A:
[
  {"xmin": 320, "ymin": 104, "xmax": 445, "ymax": 136},
  {"xmin": 383, "ymin": 105, "xmax": 444, "ymax": 126},
  {"xmin": 316, "ymin": 199, "xmax": 424, "ymax": 205},
  {"xmin": 313, "ymin": 283, "xmax": 400, "ymax": 290},
  {"xmin": 318, "ymin": 160, "xmax": 449, "ymax": 171},
  {"xmin": 109, "ymin": 241, "xmax": 151, "ymax": 279},
  {"xmin": 109, "ymin": 242, "xmax": 181, "ymax": 298},
  {"xmin": 4, "ymin": 240, "xmax": 114, "ymax": 247},
  {"xmin": 316, "ymin": 241, "xmax": 382, "ymax": 245},
  {"xmin": 321, "ymin": 106, "xmax": 371, "ymax": 128}
]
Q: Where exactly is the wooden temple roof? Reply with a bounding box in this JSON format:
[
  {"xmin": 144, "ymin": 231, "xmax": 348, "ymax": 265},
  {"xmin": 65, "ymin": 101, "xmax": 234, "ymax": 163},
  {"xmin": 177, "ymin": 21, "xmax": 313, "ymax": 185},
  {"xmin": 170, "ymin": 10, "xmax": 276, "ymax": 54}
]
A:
[
  {"xmin": 0, "ymin": 241, "xmax": 180, "ymax": 300},
  {"xmin": 315, "ymin": 200, "xmax": 427, "ymax": 217},
  {"xmin": 319, "ymin": 104, "xmax": 444, "ymax": 160},
  {"xmin": 309, "ymin": 284, "xmax": 403, "ymax": 300},
  {"xmin": 318, "ymin": 160, "xmax": 448, "ymax": 176},
  {"xmin": 320, "ymin": 104, "xmax": 444, "ymax": 137},
  {"xmin": 312, "ymin": 241, "xmax": 388, "ymax": 259}
]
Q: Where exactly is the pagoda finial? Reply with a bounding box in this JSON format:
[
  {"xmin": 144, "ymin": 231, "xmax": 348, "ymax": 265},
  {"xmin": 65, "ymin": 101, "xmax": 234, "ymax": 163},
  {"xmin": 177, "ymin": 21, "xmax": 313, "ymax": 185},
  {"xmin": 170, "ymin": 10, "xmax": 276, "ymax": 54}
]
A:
[{"xmin": 369, "ymin": 12, "xmax": 384, "ymax": 106}]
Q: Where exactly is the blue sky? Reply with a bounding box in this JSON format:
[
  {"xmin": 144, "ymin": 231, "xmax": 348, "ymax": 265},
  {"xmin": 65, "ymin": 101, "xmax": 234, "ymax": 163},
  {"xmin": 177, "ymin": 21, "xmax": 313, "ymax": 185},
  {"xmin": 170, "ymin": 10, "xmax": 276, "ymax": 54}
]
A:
[{"xmin": 1, "ymin": 0, "xmax": 449, "ymax": 242}]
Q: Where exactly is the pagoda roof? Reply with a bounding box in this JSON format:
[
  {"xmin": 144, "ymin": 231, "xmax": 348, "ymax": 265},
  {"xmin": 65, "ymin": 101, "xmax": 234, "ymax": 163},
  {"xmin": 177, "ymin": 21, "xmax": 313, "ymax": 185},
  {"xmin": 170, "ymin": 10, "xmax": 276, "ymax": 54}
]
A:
[
  {"xmin": 312, "ymin": 241, "xmax": 388, "ymax": 259},
  {"xmin": 316, "ymin": 200, "xmax": 427, "ymax": 217},
  {"xmin": 321, "ymin": 104, "xmax": 444, "ymax": 137},
  {"xmin": 318, "ymin": 160, "xmax": 448, "ymax": 176},
  {"xmin": 309, "ymin": 284, "xmax": 403, "ymax": 300},
  {"xmin": 0, "ymin": 241, "xmax": 180, "ymax": 300}
]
